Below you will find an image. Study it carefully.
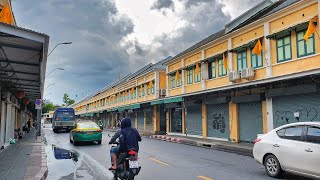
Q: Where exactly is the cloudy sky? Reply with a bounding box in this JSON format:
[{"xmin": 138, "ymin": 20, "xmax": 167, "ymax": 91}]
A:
[{"xmin": 12, "ymin": 0, "xmax": 265, "ymax": 105}]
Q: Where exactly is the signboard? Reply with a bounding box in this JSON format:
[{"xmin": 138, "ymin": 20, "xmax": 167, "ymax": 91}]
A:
[{"xmin": 35, "ymin": 99, "xmax": 42, "ymax": 109}]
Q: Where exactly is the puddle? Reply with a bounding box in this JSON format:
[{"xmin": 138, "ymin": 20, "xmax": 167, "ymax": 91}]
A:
[{"xmin": 46, "ymin": 144, "xmax": 96, "ymax": 180}]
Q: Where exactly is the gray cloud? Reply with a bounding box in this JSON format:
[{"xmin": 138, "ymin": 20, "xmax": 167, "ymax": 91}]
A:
[
  {"xmin": 150, "ymin": 0, "xmax": 175, "ymax": 15},
  {"xmin": 127, "ymin": 0, "xmax": 230, "ymax": 68},
  {"xmin": 12, "ymin": 0, "xmax": 134, "ymax": 104}
]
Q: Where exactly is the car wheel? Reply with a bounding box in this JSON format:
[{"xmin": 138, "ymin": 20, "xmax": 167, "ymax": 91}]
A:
[
  {"xmin": 73, "ymin": 140, "xmax": 78, "ymax": 146},
  {"xmin": 53, "ymin": 129, "xmax": 57, "ymax": 133},
  {"xmin": 264, "ymin": 154, "xmax": 283, "ymax": 178},
  {"xmin": 70, "ymin": 138, "xmax": 73, "ymax": 143},
  {"xmin": 97, "ymin": 140, "xmax": 102, "ymax": 145}
]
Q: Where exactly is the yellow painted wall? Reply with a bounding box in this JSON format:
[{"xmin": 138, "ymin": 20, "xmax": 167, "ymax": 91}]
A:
[
  {"xmin": 184, "ymin": 52, "xmax": 202, "ymax": 66},
  {"xmin": 229, "ymin": 102, "xmax": 239, "ymax": 142},
  {"xmin": 204, "ymin": 41, "xmax": 228, "ymax": 58},
  {"xmin": 169, "ymin": 87, "xmax": 182, "ymax": 96},
  {"xmin": 269, "ymin": 4, "xmax": 318, "ymax": 34},
  {"xmin": 185, "ymin": 83, "xmax": 202, "ymax": 93},
  {"xmin": 232, "ymin": 26, "xmax": 264, "ymax": 47},
  {"xmin": 205, "ymin": 76, "xmax": 229, "ymax": 89},
  {"xmin": 153, "ymin": 105, "xmax": 160, "ymax": 132},
  {"xmin": 168, "ymin": 61, "xmax": 182, "ymax": 72}
]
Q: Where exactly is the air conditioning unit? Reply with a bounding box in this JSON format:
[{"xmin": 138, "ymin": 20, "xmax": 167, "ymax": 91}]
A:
[
  {"xmin": 160, "ymin": 89, "xmax": 166, "ymax": 97},
  {"xmin": 241, "ymin": 68, "xmax": 254, "ymax": 79},
  {"xmin": 228, "ymin": 71, "xmax": 240, "ymax": 82}
]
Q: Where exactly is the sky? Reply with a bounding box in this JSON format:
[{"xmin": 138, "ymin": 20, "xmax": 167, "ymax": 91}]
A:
[{"xmin": 11, "ymin": 0, "xmax": 265, "ymax": 105}]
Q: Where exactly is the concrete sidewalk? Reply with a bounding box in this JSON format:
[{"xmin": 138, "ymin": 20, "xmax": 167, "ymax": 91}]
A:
[
  {"xmin": 150, "ymin": 134, "xmax": 254, "ymax": 157},
  {"xmin": 0, "ymin": 129, "xmax": 48, "ymax": 180}
]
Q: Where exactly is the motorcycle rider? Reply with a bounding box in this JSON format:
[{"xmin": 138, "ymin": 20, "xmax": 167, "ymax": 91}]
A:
[{"xmin": 109, "ymin": 117, "xmax": 141, "ymax": 170}]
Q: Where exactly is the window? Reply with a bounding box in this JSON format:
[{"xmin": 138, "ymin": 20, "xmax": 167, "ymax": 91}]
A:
[
  {"xmin": 142, "ymin": 85, "xmax": 145, "ymax": 97},
  {"xmin": 209, "ymin": 61, "xmax": 216, "ymax": 79},
  {"xmin": 277, "ymin": 126, "xmax": 303, "ymax": 141},
  {"xmin": 277, "ymin": 35, "xmax": 292, "ymax": 62},
  {"xmin": 194, "ymin": 65, "xmax": 201, "ymax": 83},
  {"xmin": 297, "ymin": 30, "xmax": 315, "ymax": 58},
  {"xmin": 218, "ymin": 58, "xmax": 227, "ymax": 76},
  {"xmin": 147, "ymin": 86, "xmax": 151, "ymax": 95},
  {"xmin": 306, "ymin": 126, "xmax": 320, "ymax": 144},
  {"xmin": 187, "ymin": 68, "xmax": 193, "ymax": 84},
  {"xmin": 251, "ymin": 50, "xmax": 263, "ymax": 69},
  {"xmin": 237, "ymin": 50, "xmax": 247, "ymax": 70},
  {"xmin": 151, "ymin": 82, "xmax": 154, "ymax": 94},
  {"xmin": 170, "ymin": 74, "xmax": 176, "ymax": 88}
]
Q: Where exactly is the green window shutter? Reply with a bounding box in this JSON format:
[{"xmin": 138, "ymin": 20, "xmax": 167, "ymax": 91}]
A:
[
  {"xmin": 297, "ymin": 30, "xmax": 315, "ymax": 58},
  {"xmin": 277, "ymin": 35, "xmax": 292, "ymax": 62},
  {"xmin": 237, "ymin": 51, "xmax": 247, "ymax": 70}
]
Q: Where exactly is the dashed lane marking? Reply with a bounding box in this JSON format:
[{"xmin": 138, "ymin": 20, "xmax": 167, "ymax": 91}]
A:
[
  {"xmin": 197, "ymin": 175, "xmax": 214, "ymax": 180},
  {"xmin": 149, "ymin": 157, "xmax": 171, "ymax": 166}
]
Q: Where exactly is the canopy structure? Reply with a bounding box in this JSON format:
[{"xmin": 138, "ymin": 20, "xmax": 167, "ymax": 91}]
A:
[{"xmin": 0, "ymin": 22, "xmax": 49, "ymax": 107}]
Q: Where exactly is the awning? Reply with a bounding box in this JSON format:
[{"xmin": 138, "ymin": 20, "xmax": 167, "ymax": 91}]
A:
[
  {"xmin": 107, "ymin": 108, "xmax": 117, "ymax": 112},
  {"xmin": 118, "ymin": 107, "xmax": 124, "ymax": 112},
  {"xmin": 166, "ymin": 68, "xmax": 183, "ymax": 76},
  {"xmin": 229, "ymin": 39, "xmax": 258, "ymax": 53},
  {"xmin": 163, "ymin": 97, "xmax": 183, "ymax": 104},
  {"xmin": 202, "ymin": 53, "xmax": 224, "ymax": 63},
  {"xmin": 266, "ymin": 21, "xmax": 311, "ymax": 40},
  {"xmin": 0, "ymin": 22, "xmax": 49, "ymax": 106},
  {"xmin": 150, "ymin": 100, "xmax": 164, "ymax": 105},
  {"xmin": 124, "ymin": 103, "xmax": 140, "ymax": 110}
]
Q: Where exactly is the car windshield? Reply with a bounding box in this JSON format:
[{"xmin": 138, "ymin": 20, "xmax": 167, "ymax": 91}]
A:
[
  {"xmin": 78, "ymin": 123, "xmax": 98, "ymax": 129},
  {"xmin": 57, "ymin": 111, "xmax": 74, "ymax": 118}
]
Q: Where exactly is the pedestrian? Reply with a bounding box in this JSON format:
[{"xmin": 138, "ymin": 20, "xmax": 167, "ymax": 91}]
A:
[{"xmin": 27, "ymin": 119, "xmax": 31, "ymax": 131}]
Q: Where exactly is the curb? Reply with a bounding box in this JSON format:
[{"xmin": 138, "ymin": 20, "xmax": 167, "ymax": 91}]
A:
[{"xmin": 149, "ymin": 135, "xmax": 253, "ymax": 157}]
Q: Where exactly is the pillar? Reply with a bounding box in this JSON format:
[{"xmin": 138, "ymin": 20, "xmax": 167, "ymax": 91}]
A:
[
  {"xmin": 182, "ymin": 106, "xmax": 186, "ymax": 134},
  {"xmin": 143, "ymin": 111, "xmax": 146, "ymax": 131},
  {"xmin": 135, "ymin": 112, "xmax": 138, "ymax": 129},
  {"xmin": 153, "ymin": 105, "xmax": 160, "ymax": 132},
  {"xmin": 262, "ymin": 101, "xmax": 268, "ymax": 134},
  {"xmin": 229, "ymin": 101, "xmax": 239, "ymax": 142},
  {"xmin": 266, "ymin": 97, "xmax": 274, "ymax": 132},
  {"xmin": 166, "ymin": 110, "xmax": 170, "ymax": 133},
  {"xmin": 202, "ymin": 101, "xmax": 207, "ymax": 138},
  {"xmin": 111, "ymin": 113, "xmax": 115, "ymax": 127}
]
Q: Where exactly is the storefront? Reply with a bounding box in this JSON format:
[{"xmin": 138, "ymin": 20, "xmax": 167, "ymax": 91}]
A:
[{"xmin": 185, "ymin": 98, "xmax": 202, "ymax": 136}]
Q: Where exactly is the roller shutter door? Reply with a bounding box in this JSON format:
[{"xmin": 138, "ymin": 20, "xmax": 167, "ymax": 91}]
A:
[{"xmin": 207, "ymin": 103, "xmax": 229, "ymax": 139}]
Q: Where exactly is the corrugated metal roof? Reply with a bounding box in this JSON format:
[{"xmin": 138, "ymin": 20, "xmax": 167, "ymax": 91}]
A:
[
  {"xmin": 170, "ymin": 29, "xmax": 225, "ymax": 63},
  {"xmin": 0, "ymin": 21, "xmax": 49, "ymax": 37}
]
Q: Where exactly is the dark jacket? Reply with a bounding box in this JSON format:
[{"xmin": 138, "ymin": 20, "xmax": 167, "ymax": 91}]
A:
[
  {"xmin": 108, "ymin": 129, "xmax": 121, "ymax": 144},
  {"xmin": 119, "ymin": 118, "xmax": 141, "ymax": 153}
]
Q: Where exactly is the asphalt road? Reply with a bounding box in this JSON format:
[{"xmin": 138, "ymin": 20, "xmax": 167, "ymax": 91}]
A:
[{"xmin": 43, "ymin": 124, "xmax": 310, "ymax": 180}]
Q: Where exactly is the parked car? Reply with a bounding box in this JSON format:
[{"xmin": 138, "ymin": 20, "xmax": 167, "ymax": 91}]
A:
[
  {"xmin": 253, "ymin": 122, "xmax": 320, "ymax": 179},
  {"xmin": 70, "ymin": 121, "xmax": 102, "ymax": 145}
]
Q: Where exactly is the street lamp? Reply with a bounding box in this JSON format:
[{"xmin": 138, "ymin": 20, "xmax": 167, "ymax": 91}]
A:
[
  {"xmin": 47, "ymin": 42, "xmax": 72, "ymax": 57},
  {"xmin": 45, "ymin": 67, "xmax": 64, "ymax": 78},
  {"xmin": 44, "ymin": 83, "xmax": 55, "ymax": 91}
]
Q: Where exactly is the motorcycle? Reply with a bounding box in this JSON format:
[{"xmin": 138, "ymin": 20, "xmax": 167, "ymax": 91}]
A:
[{"xmin": 108, "ymin": 134, "xmax": 141, "ymax": 180}]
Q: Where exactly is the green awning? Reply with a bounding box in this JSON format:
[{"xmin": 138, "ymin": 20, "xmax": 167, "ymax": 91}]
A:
[
  {"xmin": 163, "ymin": 97, "xmax": 183, "ymax": 104},
  {"xmin": 202, "ymin": 53, "xmax": 223, "ymax": 63},
  {"xmin": 151, "ymin": 100, "xmax": 164, "ymax": 105},
  {"xmin": 266, "ymin": 21, "xmax": 310, "ymax": 40},
  {"xmin": 118, "ymin": 107, "xmax": 124, "ymax": 112},
  {"xmin": 107, "ymin": 108, "xmax": 117, "ymax": 112},
  {"xmin": 229, "ymin": 39, "xmax": 258, "ymax": 53}
]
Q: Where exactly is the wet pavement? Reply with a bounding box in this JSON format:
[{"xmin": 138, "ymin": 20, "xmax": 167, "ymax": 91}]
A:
[{"xmin": 43, "ymin": 124, "xmax": 112, "ymax": 180}]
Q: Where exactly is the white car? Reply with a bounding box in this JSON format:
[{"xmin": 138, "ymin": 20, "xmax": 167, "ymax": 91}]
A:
[{"xmin": 253, "ymin": 122, "xmax": 320, "ymax": 179}]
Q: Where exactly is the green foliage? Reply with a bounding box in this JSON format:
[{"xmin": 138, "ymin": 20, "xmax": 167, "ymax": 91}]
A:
[
  {"xmin": 63, "ymin": 93, "xmax": 75, "ymax": 106},
  {"xmin": 42, "ymin": 102, "xmax": 60, "ymax": 113}
]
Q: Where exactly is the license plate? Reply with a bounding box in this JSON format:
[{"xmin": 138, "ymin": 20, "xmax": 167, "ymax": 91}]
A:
[
  {"xmin": 129, "ymin": 160, "xmax": 139, "ymax": 168},
  {"xmin": 87, "ymin": 132, "xmax": 93, "ymax": 134}
]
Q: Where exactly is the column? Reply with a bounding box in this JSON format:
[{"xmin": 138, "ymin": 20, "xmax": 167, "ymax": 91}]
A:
[
  {"xmin": 166, "ymin": 110, "xmax": 170, "ymax": 133},
  {"xmin": 229, "ymin": 101, "xmax": 239, "ymax": 142},
  {"xmin": 135, "ymin": 112, "xmax": 138, "ymax": 129},
  {"xmin": 262, "ymin": 101, "xmax": 268, "ymax": 134},
  {"xmin": 266, "ymin": 97, "xmax": 274, "ymax": 132},
  {"xmin": 153, "ymin": 105, "xmax": 160, "ymax": 133},
  {"xmin": 143, "ymin": 111, "xmax": 146, "ymax": 131},
  {"xmin": 201, "ymin": 50, "xmax": 207, "ymax": 90},
  {"xmin": 166, "ymin": 66, "xmax": 169, "ymax": 97},
  {"xmin": 202, "ymin": 100, "xmax": 207, "ymax": 138},
  {"xmin": 264, "ymin": 22, "xmax": 272, "ymax": 78},
  {"xmin": 182, "ymin": 105, "xmax": 186, "ymax": 134},
  {"xmin": 181, "ymin": 59, "xmax": 185, "ymax": 94},
  {"xmin": 155, "ymin": 71, "xmax": 159, "ymax": 99}
]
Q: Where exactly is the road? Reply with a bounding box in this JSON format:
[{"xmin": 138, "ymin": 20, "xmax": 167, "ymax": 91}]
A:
[{"xmin": 43, "ymin": 124, "xmax": 309, "ymax": 180}]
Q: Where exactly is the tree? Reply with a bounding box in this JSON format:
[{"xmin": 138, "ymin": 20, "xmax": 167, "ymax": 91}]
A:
[
  {"xmin": 63, "ymin": 93, "xmax": 75, "ymax": 106},
  {"xmin": 42, "ymin": 102, "xmax": 60, "ymax": 113}
]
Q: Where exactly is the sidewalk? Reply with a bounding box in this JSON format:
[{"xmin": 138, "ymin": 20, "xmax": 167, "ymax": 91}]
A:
[
  {"xmin": 149, "ymin": 134, "xmax": 254, "ymax": 157},
  {"xmin": 0, "ymin": 129, "xmax": 48, "ymax": 180}
]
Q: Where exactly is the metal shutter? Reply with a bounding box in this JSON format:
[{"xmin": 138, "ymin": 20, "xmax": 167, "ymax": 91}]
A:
[
  {"xmin": 171, "ymin": 108, "xmax": 182, "ymax": 133},
  {"xmin": 160, "ymin": 105, "xmax": 166, "ymax": 131},
  {"xmin": 207, "ymin": 103, "xmax": 229, "ymax": 139},
  {"xmin": 273, "ymin": 93, "xmax": 320, "ymax": 128},
  {"xmin": 137, "ymin": 111, "xmax": 144, "ymax": 130},
  {"xmin": 239, "ymin": 101, "xmax": 263, "ymax": 142},
  {"xmin": 185, "ymin": 105, "xmax": 202, "ymax": 136},
  {"xmin": 145, "ymin": 109, "xmax": 153, "ymax": 132}
]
